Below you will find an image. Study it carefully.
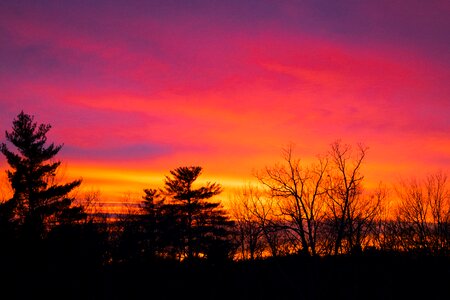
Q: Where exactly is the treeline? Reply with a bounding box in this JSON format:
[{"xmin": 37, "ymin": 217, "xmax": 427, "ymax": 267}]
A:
[
  {"xmin": 231, "ymin": 146, "xmax": 450, "ymax": 259},
  {"xmin": 1, "ymin": 111, "xmax": 450, "ymax": 268},
  {"xmin": 1, "ymin": 111, "xmax": 450, "ymax": 299}
]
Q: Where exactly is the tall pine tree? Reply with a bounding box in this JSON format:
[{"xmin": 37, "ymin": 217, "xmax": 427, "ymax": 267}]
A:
[
  {"xmin": 0, "ymin": 111, "xmax": 84, "ymax": 241},
  {"xmin": 161, "ymin": 166, "xmax": 235, "ymax": 261}
]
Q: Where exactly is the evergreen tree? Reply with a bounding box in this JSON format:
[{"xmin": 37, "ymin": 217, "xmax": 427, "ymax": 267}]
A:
[
  {"xmin": 161, "ymin": 166, "xmax": 235, "ymax": 261},
  {"xmin": 0, "ymin": 111, "xmax": 84, "ymax": 241}
]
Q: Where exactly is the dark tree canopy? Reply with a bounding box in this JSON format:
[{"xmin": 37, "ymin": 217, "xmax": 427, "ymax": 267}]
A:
[
  {"xmin": 164, "ymin": 166, "xmax": 223, "ymax": 203},
  {"xmin": 0, "ymin": 111, "xmax": 83, "ymax": 240},
  {"xmin": 162, "ymin": 166, "xmax": 234, "ymax": 260},
  {"xmin": 137, "ymin": 166, "xmax": 235, "ymax": 262}
]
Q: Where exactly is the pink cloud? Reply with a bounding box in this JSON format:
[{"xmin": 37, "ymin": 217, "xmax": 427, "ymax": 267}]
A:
[{"xmin": 1, "ymin": 1, "xmax": 449, "ymax": 200}]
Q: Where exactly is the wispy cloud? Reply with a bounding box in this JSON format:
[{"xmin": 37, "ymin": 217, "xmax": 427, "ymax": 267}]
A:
[{"xmin": 0, "ymin": 0, "xmax": 449, "ymax": 199}]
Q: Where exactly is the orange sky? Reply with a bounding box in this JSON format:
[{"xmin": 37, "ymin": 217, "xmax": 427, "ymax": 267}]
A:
[{"xmin": 0, "ymin": 0, "xmax": 449, "ymax": 203}]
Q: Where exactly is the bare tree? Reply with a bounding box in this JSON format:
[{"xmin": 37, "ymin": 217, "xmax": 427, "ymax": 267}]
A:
[
  {"xmin": 367, "ymin": 184, "xmax": 395, "ymax": 251},
  {"xmin": 230, "ymin": 185, "xmax": 266, "ymax": 260},
  {"xmin": 395, "ymin": 171, "xmax": 450, "ymax": 254},
  {"xmin": 256, "ymin": 145, "xmax": 328, "ymax": 256},
  {"xmin": 325, "ymin": 141, "xmax": 371, "ymax": 255},
  {"xmin": 351, "ymin": 184, "xmax": 387, "ymax": 251},
  {"xmin": 71, "ymin": 189, "xmax": 104, "ymax": 223}
]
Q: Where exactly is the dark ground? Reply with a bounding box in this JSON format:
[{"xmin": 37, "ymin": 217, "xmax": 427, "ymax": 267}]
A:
[{"xmin": 2, "ymin": 252, "xmax": 449, "ymax": 300}]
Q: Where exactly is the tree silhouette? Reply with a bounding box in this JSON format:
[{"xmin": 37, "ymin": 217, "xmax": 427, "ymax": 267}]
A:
[
  {"xmin": 0, "ymin": 111, "xmax": 84, "ymax": 241},
  {"xmin": 117, "ymin": 188, "xmax": 167, "ymax": 262},
  {"xmin": 230, "ymin": 185, "xmax": 269, "ymax": 260},
  {"xmin": 325, "ymin": 141, "xmax": 382, "ymax": 255},
  {"xmin": 160, "ymin": 166, "xmax": 235, "ymax": 261},
  {"xmin": 257, "ymin": 146, "xmax": 329, "ymax": 256},
  {"xmin": 394, "ymin": 172, "xmax": 450, "ymax": 254}
]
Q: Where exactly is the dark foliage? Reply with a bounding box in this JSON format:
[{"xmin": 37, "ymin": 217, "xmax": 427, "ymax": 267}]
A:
[
  {"xmin": 114, "ymin": 167, "xmax": 236, "ymax": 264},
  {"xmin": 0, "ymin": 112, "xmax": 106, "ymax": 299},
  {"xmin": 0, "ymin": 111, "xmax": 84, "ymax": 241}
]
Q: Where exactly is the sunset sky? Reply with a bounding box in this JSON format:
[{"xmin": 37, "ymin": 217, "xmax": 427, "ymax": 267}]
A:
[{"xmin": 1, "ymin": 0, "xmax": 449, "ymax": 202}]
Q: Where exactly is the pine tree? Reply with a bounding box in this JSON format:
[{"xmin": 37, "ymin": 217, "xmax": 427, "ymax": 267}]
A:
[
  {"xmin": 161, "ymin": 166, "xmax": 235, "ymax": 261},
  {"xmin": 0, "ymin": 111, "xmax": 83, "ymax": 241}
]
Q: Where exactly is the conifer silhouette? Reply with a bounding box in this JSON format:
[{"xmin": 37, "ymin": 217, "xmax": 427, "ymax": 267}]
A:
[{"xmin": 0, "ymin": 111, "xmax": 84, "ymax": 240}]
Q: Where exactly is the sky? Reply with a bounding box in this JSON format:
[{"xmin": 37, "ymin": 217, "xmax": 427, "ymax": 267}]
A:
[{"xmin": 0, "ymin": 0, "xmax": 449, "ymax": 203}]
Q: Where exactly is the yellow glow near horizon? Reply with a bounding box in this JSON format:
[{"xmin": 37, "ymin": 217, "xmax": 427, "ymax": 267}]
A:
[{"xmin": 64, "ymin": 164, "xmax": 255, "ymax": 203}]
